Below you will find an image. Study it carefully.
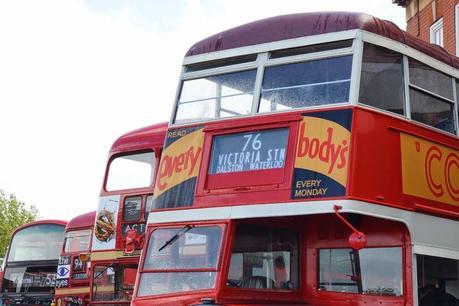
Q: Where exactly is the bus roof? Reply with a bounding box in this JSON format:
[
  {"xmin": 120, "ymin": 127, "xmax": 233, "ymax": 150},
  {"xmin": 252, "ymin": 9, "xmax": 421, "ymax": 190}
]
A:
[
  {"xmin": 13, "ymin": 219, "xmax": 67, "ymax": 236},
  {"xmin": 186, "ymin": 11, "xmax": 459, "ymax": 68},
  {"xmin": 66, "ymin": 211, "xmax": 95, "ymax": 230},
  {"xmin": 110, "ymin": 122, "xmax": 168, "ymax": 154}
]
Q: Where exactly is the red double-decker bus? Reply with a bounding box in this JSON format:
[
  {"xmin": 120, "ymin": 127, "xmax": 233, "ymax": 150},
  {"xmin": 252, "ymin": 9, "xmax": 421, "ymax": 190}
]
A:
[
  {"xmin": 54, "ymin": 211, "xmax": 95, "ymax": 306},
  {"xmin": 1, "ymin": 220, "xmax": 67, "ymax": 305},
  {"xmin": 132, "ymin": 12, "xmax": 459, "ymax": 306},
  {"xmin": 87, "ymin": 122, "xmax": 166, "ymax": 305}
]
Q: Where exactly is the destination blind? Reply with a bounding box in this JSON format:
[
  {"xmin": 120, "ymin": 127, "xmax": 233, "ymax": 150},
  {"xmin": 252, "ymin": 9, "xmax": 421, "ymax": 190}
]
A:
[{"xmin": 209, "ymin": 128, "xmax": 289, "ymax": 174}]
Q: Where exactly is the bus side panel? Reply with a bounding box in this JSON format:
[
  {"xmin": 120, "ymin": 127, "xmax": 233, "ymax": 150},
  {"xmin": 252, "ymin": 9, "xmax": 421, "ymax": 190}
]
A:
[{"xmin": 349, "ymin": 107, "xmax": 459, "ymax": 216}]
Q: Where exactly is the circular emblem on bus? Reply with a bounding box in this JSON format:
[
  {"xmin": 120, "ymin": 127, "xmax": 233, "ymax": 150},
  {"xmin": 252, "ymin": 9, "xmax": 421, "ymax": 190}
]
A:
[
  {"xmin": 95, "ymin": 209, "xmax": 115, "ymax": 242},
  {"xmin": 57, "ymin": 266, "xmax": 69, "ymax": 277}
]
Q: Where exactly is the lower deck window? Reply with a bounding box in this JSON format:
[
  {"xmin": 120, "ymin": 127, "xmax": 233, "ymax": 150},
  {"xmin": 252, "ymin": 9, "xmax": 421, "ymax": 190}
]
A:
[
  {"xmin": 92, "ymin": 264, "xmax": 137, "ymax": 302},
  {"xmin": 417, "ymin": 254, "xmax": 459, "ymax": 305},
  {"xmin": 318, "ymin": 247, "xmax": 402, "ymax": 296},
  {"xmin": 227, "ymin": 224, "xmax": 299, "ymax": 290}
]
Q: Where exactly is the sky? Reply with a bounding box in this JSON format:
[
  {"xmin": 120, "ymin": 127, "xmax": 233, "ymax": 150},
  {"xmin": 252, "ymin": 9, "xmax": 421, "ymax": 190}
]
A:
[{"xmin": 0, "ymin": 0, "xmax": 406, "ymax": 220}]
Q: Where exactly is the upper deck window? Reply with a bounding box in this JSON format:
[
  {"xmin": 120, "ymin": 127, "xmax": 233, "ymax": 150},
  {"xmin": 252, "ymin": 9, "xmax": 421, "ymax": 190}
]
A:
[
  {"xmin": 409, "ymin": 60, "xmax": 453, "ymax": 100},
  {"xmin": 270, "ymin": 40, "xmax": 353, "ymax": 59},
  {"xmin": 186, "ymin": 54, "xmax": 257, "ymax": 72},
  {"xmin": 106, "ymin": 151, "xmax": 155, "ymax": 191},
  {"xmin": 175, "ymin": 70, "xmax": 257, "ymax": 123},
  {"xmin": 258, "ymin": 55, "xmax": 352, "ymax": 113},
  {"xmin": 408, "ymin": 59, "xmax": 456, "ymax": 134},
  {"xmin": 359, "ymin": 44, "xmax": 405, "ymax": 115},
  {"xmin": 8, "ymin": 224, "xmax": 64, "ymax": 262},
  {"xmin": 63, "ymin": 229, "xmax": 91, "ymax": 253}
]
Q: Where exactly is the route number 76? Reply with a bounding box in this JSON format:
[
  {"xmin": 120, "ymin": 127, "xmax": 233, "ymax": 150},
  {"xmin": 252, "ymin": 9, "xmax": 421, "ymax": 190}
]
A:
[{"xmin": 242, "ymin": 133, "xmax": 262, "ymax": 151}]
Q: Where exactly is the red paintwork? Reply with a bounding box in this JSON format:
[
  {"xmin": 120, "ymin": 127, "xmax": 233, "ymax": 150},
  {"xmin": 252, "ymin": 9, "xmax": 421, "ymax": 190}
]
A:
[
  {"xmin": 66, "ymin": 211, "xmax": 96, "ymax": 230},
  {"xmin": 186, "ymin": 12, "xmax": 459, "ymax": 69},
  {"xmin": 109, "ymin": 122, "xmax": 168, "ymax": 155},
  {"xmin": 133, "ymin": 216, "xmax": 411, "ymax": 306},
  {"xmin": 132, "ymin": 12, "xmax": 457, "ymax": 305},
  {"xmin": 349, "ymin": 107, "xmax": 458, "ymax": 216},
  {"xmin": 132, "ymin": 106, "xmax": 457, "ymax": 305},
  {"xmin": 88, "ymin": 123, "xmax": 167, "ymax": 305},
  {"xmin": 55, "ymin": 212, "xmax": 95, "ymax": 306},
  {"xmin": 160, "ymin": 106, "xmax": 458, "ymax": 220},
  {"xmin": 99, "ymin": 122, "xmax": 167, "ymax": 250}
]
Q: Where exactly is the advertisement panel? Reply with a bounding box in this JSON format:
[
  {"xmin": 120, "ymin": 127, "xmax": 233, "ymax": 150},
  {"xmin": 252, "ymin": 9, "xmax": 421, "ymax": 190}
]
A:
[
  {"xmin": 153, "ymin": 126, "xmax": 205, "ymax": 208},
  {"xmin": 401, "ymin": 133, "xmax": 459, "ymax": 206},
  {"xmin": 292, "ymin": 109, "xmax": 352, "ymax": 199},
  {"xmin": 92, "ymin": 195, "xmax": 120, "ymax": 251}
]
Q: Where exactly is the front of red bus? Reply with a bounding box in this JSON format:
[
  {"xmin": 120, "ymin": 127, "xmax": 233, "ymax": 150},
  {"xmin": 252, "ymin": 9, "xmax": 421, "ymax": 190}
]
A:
[
  {"xmin": 54, "ymin": 211, "xmax": 95, "ymax": 306},
  {"xmin": 0, "ymin": 220, "xmax": 66, "ymax": 305},
  {"xmin": 87, "ymin": 123, "xmax": 166, "ymax": 306},
  {"xmin": 133, "ymin": 12, "xmax": 459, "ymax": 306}
]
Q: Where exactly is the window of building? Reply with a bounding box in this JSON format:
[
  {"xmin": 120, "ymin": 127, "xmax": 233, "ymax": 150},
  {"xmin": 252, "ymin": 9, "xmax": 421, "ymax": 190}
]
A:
[
  {"xmin": 318, "ymin": 247, "xmax": 403, "ymax": 296},
  {"xmin": 456, "ymin": 5, "xmax": 459, "ymax": 56},
  {"xmin": 227, "ymin": 224, "xmax": 299, "ymax": 290},
  {"xmin": 417, "ymin": 255, "xmax": 459, "ymax": 305},
  {"xmin": 430, "ymin": 18, "xmax": 444, "ymax": 47},
  {"xmin": 359, "ymin": 43, "xmax": 405, "ymax": 115}
]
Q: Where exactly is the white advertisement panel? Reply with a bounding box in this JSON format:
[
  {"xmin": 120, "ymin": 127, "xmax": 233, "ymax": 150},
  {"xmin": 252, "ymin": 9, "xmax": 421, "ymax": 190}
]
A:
[{"xmin": 92, "ymin": 195, "xmax": 120, "ymax": 251}]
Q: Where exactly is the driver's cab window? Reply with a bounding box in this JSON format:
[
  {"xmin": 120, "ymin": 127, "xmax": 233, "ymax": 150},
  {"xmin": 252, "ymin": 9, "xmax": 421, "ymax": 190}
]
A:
[
  {"xmin": 227, "ymin": 224, "xmax": 299, "ymax": 290},
  {"xmin": 92, "ymin": 264, "xmax": 137, "ymax": 302}
]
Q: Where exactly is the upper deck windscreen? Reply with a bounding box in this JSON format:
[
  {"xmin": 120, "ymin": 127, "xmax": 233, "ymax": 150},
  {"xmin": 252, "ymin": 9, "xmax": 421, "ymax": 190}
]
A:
[
  {"xmin": 7, "ymin": 224, "xmax": 65, "ymax": 262},
  {"xmin": 175, "ymin": 41, "xmax": 353, "ymax": 124},
  {"xmin": 63, "ymin": 229, "xmax": 91, "ymax": 253},
  {"xmin": 106, "ymin": 151, "xmax": 155, "ymax": 191}
]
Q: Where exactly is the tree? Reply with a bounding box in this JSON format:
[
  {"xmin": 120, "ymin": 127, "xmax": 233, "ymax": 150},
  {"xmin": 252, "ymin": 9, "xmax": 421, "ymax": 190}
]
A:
[{"xmin": 0, "ymin": 190, "xmax": 39, "ymax": 258}]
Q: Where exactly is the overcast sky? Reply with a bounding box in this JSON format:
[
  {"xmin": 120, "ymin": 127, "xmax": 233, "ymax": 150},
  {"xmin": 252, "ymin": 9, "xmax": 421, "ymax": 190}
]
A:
[{"xmin": 0, "ymin": 0, "xmax": 405, "ymax": 221}]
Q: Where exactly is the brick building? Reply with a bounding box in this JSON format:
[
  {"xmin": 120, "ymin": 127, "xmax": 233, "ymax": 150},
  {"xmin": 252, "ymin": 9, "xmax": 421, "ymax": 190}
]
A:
[{"xmin": 393, "ymin": 0, "xmax": 459, "ymax": 55}]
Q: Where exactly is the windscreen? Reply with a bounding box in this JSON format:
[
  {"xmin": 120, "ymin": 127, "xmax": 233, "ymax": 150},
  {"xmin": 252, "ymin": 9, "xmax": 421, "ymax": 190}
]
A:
[
  {"xmin": 7, "ymin": 224, "xmax": 65, "ymax": 262},
  {"xmin": 106, "ymin": 151, "xmax": 155, "ymax": 191},
  {"xmin": 137, "ymin": 225, "xmax": 223, "ymax": 296},
  {"xmin": 63, "ymin": 229, "xmax": 91, "ymax": 253}
]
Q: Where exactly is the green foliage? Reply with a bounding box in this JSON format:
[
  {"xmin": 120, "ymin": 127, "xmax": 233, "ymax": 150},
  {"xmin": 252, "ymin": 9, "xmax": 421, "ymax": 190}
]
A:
[{"xmin": 0, "ymin": 190, "xmax": 39, "ymax": 258}]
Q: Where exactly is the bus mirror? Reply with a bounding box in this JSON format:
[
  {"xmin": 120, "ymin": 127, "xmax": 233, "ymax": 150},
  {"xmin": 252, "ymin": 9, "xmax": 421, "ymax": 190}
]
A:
[
  {"xmin": 348, "ymin": 231, "xmax": 367, "ymax": 250},
  {"xmin": 79, "ymin": 253, "xmax": 90, "ymax": 262},
  {"xmin": 333, "ymin": 205, "xmax": 368, "ymax": 250}
]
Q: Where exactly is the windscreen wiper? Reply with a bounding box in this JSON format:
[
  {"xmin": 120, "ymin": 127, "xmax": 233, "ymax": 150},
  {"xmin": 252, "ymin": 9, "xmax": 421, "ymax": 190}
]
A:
[{"xmin": 158, "ymin": 224, "xmax": 193, "ymax": 252}]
